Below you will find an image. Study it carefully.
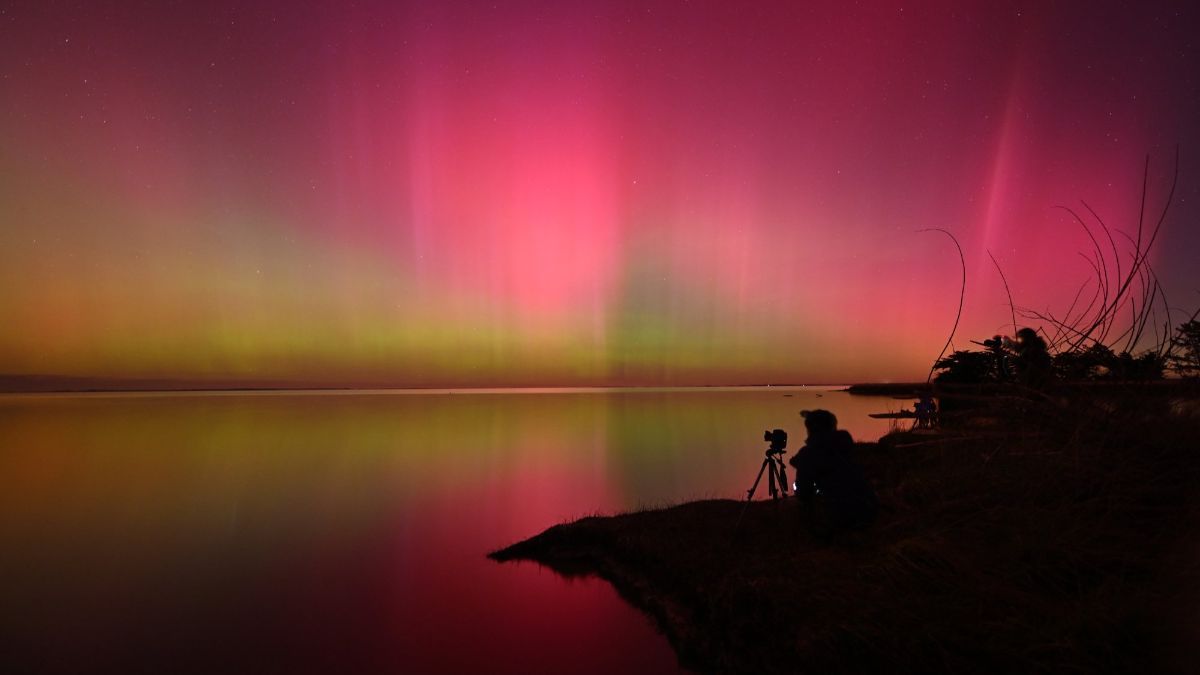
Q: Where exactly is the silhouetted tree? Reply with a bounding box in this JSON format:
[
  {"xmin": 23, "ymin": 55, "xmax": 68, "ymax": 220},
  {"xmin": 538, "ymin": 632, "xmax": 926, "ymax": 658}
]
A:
[
  {"xmin": 1167, "ymin": 320, "xmax": 1200, "ymax": 377},
  {"xmin": 933, "ymin": 350, "xmax": 995, "ymax": 384},
  {"xmin": 1053, "ymin": 343, "xmax": 1116, "ymax": 380}
]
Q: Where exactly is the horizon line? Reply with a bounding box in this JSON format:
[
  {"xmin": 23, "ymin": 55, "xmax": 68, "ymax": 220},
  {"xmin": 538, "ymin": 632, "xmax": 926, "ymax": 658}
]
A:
[{"xmin": 0, "ymin": 383, "xmax": 872, "ymax": 396}]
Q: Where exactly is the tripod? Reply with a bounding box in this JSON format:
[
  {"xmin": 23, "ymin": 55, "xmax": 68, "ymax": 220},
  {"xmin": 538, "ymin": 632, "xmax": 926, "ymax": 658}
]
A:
[
  {"xmin": 745, "ymin": 450, "xmax": 790, "ymax": 501},
  {"xmin": 733, "ymin": 447, "xmax": 791, "ymax": 536}
]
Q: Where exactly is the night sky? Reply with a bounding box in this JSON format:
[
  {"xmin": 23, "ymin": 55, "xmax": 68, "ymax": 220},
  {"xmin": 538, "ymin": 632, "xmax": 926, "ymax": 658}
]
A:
[{"xmin": 2, "ymin": 1, "xmax": 1198, "ymax": 387}]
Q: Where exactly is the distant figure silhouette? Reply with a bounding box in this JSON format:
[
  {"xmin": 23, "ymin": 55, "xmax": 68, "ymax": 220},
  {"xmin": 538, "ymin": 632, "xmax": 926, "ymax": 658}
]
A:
[
  {"xmin": 790, "ymin": 410, "xmax": 878, "ymax": 537},
  {"xmin": 982, "ymin": 335, "xmax": 1010, "ymax": 381},
  {"xmin": 1007, "ymin": 327, "xmax": 1052, "ymax": 388},
  {"xmin": 914, "ymin": 394, "xmax": 938, "ymax": 429}
]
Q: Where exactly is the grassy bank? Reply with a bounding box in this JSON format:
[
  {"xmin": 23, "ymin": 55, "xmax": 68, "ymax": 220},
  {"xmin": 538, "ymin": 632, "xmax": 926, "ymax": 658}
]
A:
[{"xmin": 491, "ymin": 385, "xmax": 1200, "ymax": 673}]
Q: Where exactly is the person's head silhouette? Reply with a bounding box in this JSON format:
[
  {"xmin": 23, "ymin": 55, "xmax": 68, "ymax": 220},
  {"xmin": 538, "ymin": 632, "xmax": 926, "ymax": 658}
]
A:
[
  {"xmin": 800, "ymin": 409, "xmax": 837, "ymax": 437},
  {"xmin": 1016, "ymin": 327, "xmax": 1040, "ymax": 344}
]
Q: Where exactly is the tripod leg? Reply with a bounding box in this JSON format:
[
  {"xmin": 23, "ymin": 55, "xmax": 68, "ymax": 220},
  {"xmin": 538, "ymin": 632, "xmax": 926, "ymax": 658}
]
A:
[
  {"xmin": 736, "ymin": 458, "xmax": 773, "ymax": 536},
  {"xmin": 778, "ymin": 461, "xmax": 790, "ymax": 496},
  {"xmin": 746, "ymin": 459, "xmax": 770, "ymax": 501}
]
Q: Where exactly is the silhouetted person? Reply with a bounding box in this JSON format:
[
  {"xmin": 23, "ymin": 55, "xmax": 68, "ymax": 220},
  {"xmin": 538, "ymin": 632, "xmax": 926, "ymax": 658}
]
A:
[
  {"xmin": 1007, "ymin": 327, "xmax": 1052, "ymax": 388},
  {"xmin": 982, "ymin": 335, "xmax": 1010, "ymax": 381},
  {"xmin": 914, "ymin": 394, "xmax": 937, "ymax": 429},
  {"xmin": 789, "ymin": 410, "xmax": 877, "ymax": 537}
]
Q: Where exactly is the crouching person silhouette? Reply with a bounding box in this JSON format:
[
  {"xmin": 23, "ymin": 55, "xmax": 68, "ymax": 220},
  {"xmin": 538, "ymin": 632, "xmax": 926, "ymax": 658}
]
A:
[{"xmin": 790, "ymin": 409, "xmax": 878, "ymax": 538}]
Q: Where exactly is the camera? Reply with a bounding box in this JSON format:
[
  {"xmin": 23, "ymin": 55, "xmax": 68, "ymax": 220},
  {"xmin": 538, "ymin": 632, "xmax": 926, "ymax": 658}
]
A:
[
  {"xmin": 741, "ymin": 429, "xmax": 792, "ymax": 505},
  {"xmin": 764, "ymin": 428, "xmax": 788, "ymax": 455}
]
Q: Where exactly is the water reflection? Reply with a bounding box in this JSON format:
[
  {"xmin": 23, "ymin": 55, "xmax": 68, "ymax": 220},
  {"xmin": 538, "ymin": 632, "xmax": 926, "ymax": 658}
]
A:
[{"xmin": 0, "ymin": 387, "xmax": 898, "ymax": 673}]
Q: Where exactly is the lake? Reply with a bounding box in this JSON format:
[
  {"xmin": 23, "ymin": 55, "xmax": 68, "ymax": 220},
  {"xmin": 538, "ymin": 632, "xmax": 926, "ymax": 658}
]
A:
[{"xmin": 0, "ymin": 387, "xmax": 903, "ymax": 673}]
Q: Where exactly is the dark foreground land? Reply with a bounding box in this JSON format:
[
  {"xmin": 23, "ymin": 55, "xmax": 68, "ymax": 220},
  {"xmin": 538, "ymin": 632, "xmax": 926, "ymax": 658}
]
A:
[{"xmin": 491, "ymin": 386, "xmax": 1200, "ymax": 674}]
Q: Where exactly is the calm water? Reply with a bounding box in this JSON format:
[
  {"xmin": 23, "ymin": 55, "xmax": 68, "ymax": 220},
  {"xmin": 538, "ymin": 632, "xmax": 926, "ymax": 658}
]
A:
[{"xmin": 0, "ymin": 387, "xmax": 902, "ymax": 673}]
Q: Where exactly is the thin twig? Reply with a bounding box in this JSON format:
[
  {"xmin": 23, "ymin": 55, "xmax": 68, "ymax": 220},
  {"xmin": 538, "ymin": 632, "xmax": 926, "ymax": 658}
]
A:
[
  {"xmin": 988, "ymin": 250, "xmax": 1018, "ymax": 337},
  {"xmin": 920, "ymin": 228, "xmax": 966, "ymax": 383}
]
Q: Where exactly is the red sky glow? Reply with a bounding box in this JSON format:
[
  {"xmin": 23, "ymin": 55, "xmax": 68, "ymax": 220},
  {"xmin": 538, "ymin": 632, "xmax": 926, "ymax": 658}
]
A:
[{"xmin": 1, "ymin": 1, "xmax": 1198, "ymax": 387}]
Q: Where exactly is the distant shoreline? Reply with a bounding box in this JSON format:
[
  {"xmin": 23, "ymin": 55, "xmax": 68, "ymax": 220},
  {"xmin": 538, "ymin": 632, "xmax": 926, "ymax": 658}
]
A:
[{"xmin": 843, "ymin": 382, "xmax": 930, "ymax": 395}]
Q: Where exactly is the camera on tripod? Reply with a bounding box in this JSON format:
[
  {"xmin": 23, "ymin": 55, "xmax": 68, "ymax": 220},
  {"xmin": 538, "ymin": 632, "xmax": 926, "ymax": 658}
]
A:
[
  {"xmin": 763, "ymin": 428, "xmax": 788, "ymax": 456},
  {"xmin": 741, "ymin": 429, "xmax": 791, "ymax": 503}
]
